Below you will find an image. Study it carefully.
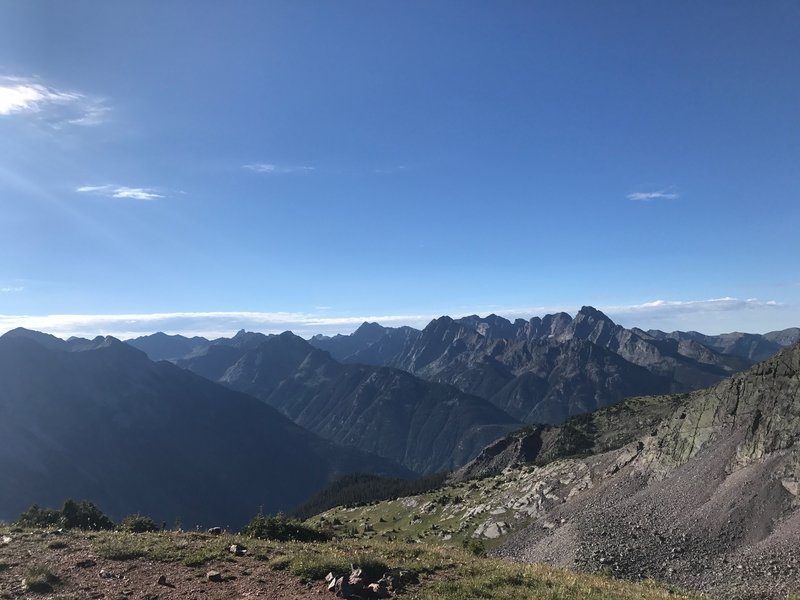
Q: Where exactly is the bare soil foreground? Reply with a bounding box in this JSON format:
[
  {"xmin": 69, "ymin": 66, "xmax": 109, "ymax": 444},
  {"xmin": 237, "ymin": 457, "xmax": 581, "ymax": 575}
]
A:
[{"xmin": 0, "ymin": 527, "xmax": 699, "ymax": 600}]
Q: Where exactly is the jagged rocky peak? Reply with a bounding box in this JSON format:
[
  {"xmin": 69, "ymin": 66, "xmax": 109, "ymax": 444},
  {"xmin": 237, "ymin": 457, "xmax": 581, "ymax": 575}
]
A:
[
  {"xmin": 566, "ymin": 305, "xmax": 620, "ymax": 342},
  {"xmin": 539, "ymin": 311, "xmax": 573, "ymax": 338},
  {"xmin": 351, "ymin": 321, "xmax": 387, "ymax": 341},
  {"xmin": 423, "ymin": 315, "xmax": 458, "ymax": 336},
  {"xmin": 225, "ymin": 328, "xmax": 271, "ymax": 349},
  {"xmin": 456, "ymin": 313, "xmax": 517, "ymax": 339},
  {"xmin": 574, "ymin": 305, "xmax": 616, "ymax": 324},
  {"xmin": 419, "ymin": 315, "xmax": 482, "ymax": 348}
]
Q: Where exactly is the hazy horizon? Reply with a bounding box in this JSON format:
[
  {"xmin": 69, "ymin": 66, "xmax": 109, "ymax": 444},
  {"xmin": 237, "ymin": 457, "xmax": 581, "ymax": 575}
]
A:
[{"xmin": 1, "ymin": 297, "xmax": 796, "ymax": 341}]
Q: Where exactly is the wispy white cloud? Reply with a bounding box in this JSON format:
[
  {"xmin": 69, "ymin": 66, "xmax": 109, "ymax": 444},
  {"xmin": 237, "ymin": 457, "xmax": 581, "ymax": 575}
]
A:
[
  {"xmin": 77, "ymin": 185, "xmax": 164, "ymax": 201},
  {"xmin": 0, "ymin": 297, "xmax": 790, "ymax": 340},
  {"xmin": 243, "ymin": 163, "xmax": 315, "ymax": 175},
  {"xmin": 0, "ymin": 311, "xmax": 435, "ymax": 340},
  {"xmin": 0, "ymin": 75, "xmax": 109, "ymax": 127},
  {"xmin": 627, "ymin": 189, "xmax": 679, "ymax": 201},
  {"xmin": 0, "ymin": 286, "xmax": 23, "ymax": 293},
  {"xmin": 604, "ymin": 297, "xmax": 780, "ymax": 314},
  {"xmin": 599, "ymin": 297, "xmax": 791, "ymax": 334},
  {"xmin": 374, "ymin": 165, "xmax": 409, "ymax": 174}
]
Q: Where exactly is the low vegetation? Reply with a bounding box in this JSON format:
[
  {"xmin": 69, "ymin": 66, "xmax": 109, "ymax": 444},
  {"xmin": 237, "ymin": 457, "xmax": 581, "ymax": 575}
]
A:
[
  {"xmin": 22, "ymin": 564, "xmax": 59, "ymax": 593},
  {"xmin": 293, "ymin": 472, "xmax": 449, "ymax": 519},
  {"xmin": 118, "ymin": 513, "xmax": 159, "ymax": 533},
  {"xmin": 242, "ymin": 513, "xmax": 330, "ymax": 542},
  {"xmin": 16, "ymin": 500, "xmax": 113, "ymax": 531},
  {"xmin": 0, "ymin": 520, "xmax": 700, "ymax": 600}
]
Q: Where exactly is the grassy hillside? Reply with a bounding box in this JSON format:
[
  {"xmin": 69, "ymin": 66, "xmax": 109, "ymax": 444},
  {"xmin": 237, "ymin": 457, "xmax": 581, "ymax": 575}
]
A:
[
  {"xmin": 314, "ymin": 461, "xmax": 578, "ymax": 550},
  {"xmin": 0, "ymin": 525, "xmax": 698, "ymax": 599}
]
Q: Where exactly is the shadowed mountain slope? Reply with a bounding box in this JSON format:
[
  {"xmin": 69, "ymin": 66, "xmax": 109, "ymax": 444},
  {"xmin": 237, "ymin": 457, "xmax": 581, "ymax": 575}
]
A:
[
  {"xmin": 0, "ymin": 332, "xmax": 408, "ymax": 528},
  {"xmin": 177, "ymin": 332, "xmax": 519, "ymax": 474}
]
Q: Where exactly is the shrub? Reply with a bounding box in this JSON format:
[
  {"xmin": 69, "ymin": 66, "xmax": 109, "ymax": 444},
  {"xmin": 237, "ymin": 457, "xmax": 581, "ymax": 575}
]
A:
[
  {"xmin": 15, "ymin": 504, "xmax": 61, "ymax": 528},
  {"xmin": 241, "ymin": 513, "xmax": 330, "ymax": 542},
  {"xmin": 461, "ymin": 537, "xmax": 486, "ymax": 556},
  {"xmin": 118, "ymin": 514, "xmax": 159, "ymax": 533},
  {"xmin": 60, "ymin": 500, "xmax": 114, "ymax": 530},
  {"xmin": 16, "ymin": 500, "xmax": 114, "ymax": 531},
  {"xmin": 23, "ymin": 565, "xmax": 59, "ymax": 593}
]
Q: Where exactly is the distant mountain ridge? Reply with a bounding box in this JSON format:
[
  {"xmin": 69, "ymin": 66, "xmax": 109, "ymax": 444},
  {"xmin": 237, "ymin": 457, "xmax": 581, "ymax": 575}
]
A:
[
  {"xmin": 304, "ymin": 308, "xmax": 796, "ymax": 423},
  {"xmin": 0, "ymin": 329, "xmax": 407, "ymax": 528},
  {"xmin": 127, "ymin": 309, "xmax": 797, "ymax": 430},
  {"xmin": 174, "ymin": 332, "xmax": 520, "ymax": 474}
]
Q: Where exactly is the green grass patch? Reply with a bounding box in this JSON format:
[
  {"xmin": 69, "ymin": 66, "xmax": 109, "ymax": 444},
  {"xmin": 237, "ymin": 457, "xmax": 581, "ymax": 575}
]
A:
[
  {"xmin": 93, "ymin": 531, "xmax": 273, "ymax": 567},
  {"xmin": 23, "ymin": 564, "xmax": 60, "ymax": 593},
  {"xmin": 413, "ymin": 558, "xmax": 700, "ymax": 600}
]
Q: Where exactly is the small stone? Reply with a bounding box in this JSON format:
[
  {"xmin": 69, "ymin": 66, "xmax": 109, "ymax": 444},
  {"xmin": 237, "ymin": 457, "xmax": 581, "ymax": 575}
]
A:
[
  {"xmin": 334, "ymin": 576, "xmax": 350, "ymax": 597},
  {"xmin": 366, "ymin": 582, "xmax": 389, "ymax": 598},
  {"xmin": 157, "ymin": 574, "xmax": 168, "ymax": 586},
  {"xmin": 206, "ymin": 570, "xmax": 223, "ymax": 582},
  {"xmin": 207, "ymin": 526, "xmax": 222, "ymax": 535},
  {"xmin": 77, "ymin": 559, "xmax": 97, "ymax": 569},
  {"xmin": 229, "ymin": 543, "xmax": 247, "ymax": 556}
]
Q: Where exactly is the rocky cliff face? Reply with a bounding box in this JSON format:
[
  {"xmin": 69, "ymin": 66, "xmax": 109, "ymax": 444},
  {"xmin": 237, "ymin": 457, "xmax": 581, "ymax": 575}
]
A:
[
  {"xmin": 384, "ymin": 315, "xmax": 674, "ymax": 424},
  {"xmin": 304, "ymin": 308, "xmax": 769, "ymax": 427},
  {"xmin": 310, "ymin": 322, "xmax": 390, "ymax": 361},
  {"xmin": 639, "ymin": 338, "xmax": 799, "ymax": 475}
]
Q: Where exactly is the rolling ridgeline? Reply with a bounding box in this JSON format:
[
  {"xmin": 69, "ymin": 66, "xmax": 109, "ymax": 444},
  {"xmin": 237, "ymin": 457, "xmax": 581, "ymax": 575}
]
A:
[{"xmin": 1, "ymin": 309, "xmax": 797, "ymax": 560}]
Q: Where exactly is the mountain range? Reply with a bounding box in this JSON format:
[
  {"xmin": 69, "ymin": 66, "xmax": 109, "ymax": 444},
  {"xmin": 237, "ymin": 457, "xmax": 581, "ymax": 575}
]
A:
[
  {"xmin": 172, "ymin": 331, "xmax": 519, "ymax": 474},
  {"xmin": 130, "ymin": 307, "xmax": 799, "ymax": 427},
  {"xmin": 4, "ymin": 308, "xmax": 796, "ymax": 535},
  {"xmin": 0, "ymin": 328, "xmax": 407, "ymax": 528}
]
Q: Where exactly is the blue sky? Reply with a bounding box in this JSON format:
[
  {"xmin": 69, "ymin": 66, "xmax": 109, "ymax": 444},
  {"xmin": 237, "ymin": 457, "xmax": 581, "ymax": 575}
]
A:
[{"xmin": 1, "ymin": 1, "xmax": 799, "ymax": 338}]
